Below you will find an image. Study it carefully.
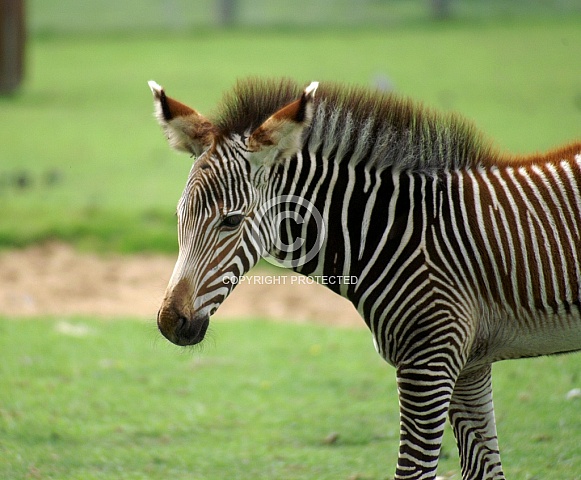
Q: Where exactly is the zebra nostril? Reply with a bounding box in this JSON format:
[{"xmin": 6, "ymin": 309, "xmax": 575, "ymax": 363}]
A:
[{"xmin": 176, "ymin": 315, "xmax": 188, "ymax": 335}]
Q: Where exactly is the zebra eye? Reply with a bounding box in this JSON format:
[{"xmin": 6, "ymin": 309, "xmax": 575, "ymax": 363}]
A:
[{"xmin": 221, "ymin": 212, "xmax": 244, "ymax": 229}]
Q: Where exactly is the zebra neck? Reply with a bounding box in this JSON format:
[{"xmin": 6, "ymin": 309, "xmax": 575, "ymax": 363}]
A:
[{"xmin": 271, "ymin": 152, "xmax": 409, "ymax": 300}]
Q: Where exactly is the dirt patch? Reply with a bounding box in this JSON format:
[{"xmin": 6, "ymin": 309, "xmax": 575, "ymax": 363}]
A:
[{"xmin": 0, "ymin": 243, "xmax": 363, "ymax": 328}]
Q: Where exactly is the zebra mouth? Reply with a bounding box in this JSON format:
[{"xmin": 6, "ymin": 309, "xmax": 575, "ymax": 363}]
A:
[
  {"xmin": 172, "ymin": 306, "xmax": 219, "ymax": 346},
  {"xmin": 173, "ymin": 314, "xmax": 210, "ymax": 346},
  {"xmin": 157, "ymin": 307, "xmax": 211, "ymax": 347},
  {"xmin": 157, "ymin": 294, "xmax": 221, "ymax": 347}
]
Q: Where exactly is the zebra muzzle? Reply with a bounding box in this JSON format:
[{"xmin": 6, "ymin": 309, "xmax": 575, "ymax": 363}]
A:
[
  {"xmin": 157, "ymin": 306, "xmax": 210, "ymax": 346},
  {"xmin": 157, "ymin": 277, "xmax": 212, "ymax": 346}
]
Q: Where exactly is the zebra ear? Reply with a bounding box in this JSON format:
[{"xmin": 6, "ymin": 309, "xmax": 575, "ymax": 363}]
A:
[
  {"xmin": 148, "ymin": 81, "xmax": 216, "ymax": 157},
  {"xmin": 248, "ymin": 81, "xmax": 319, "ymax": 163}
]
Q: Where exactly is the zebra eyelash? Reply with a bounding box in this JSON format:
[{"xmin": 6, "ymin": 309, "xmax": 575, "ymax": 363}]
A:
[{"xmin": 220, "ymin": 210, "xmax": 245, "ymax": 229}]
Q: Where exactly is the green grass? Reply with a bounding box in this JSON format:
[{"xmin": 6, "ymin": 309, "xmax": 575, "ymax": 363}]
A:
[
  {"xmin": 1, "ymin": 18, "xmax": 580, "ymax": 251},
  {"xmin": 1, "ymin": 318, "xmax": 580, "ymax": 479}
]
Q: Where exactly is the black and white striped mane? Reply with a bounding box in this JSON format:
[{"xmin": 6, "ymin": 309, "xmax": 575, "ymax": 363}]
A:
[{"xmin": 213, "ymin": 77, "xmax": 495, "ymax": 173}]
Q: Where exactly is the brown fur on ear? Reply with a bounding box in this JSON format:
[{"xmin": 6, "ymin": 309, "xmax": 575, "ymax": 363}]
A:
[
  {"xmin": 248, "ymin": 81, "xmax": 319, "ymax": 161},
  {"xmin": 148, "ymin": 80, "xmax": 216, "ymax": 157},
  {"xmin": 248, "ymin": 97, "xmax": 303, "ymax": 149}
]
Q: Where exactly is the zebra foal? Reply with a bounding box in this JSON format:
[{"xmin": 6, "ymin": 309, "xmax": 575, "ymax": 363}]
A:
[{"xmin": 149, "ymin": 77, "xmax": 581, "ymax": 479}]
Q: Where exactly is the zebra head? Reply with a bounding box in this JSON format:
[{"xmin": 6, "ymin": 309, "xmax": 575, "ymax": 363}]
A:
[{"xmin": 149, "ymin": 80, "xmax": 319, "ymax": 346}]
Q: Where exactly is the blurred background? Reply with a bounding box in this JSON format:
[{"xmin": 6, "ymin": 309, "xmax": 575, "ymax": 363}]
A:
[{"xmin": 0, "ymin": 0, "xmax": 580, "ymax": 253}]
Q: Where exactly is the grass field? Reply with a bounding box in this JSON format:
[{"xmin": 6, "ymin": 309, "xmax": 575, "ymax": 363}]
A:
[
  {"xmin": 0, "ymin": 317, "xmax": 580, "ymax": 479},
  {"xmin": 1, "ymin": 17, "xmax": 580, "ymax": 251}
]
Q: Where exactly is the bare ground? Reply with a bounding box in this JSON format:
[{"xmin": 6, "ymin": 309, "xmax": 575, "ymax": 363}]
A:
[{"xmin": 0, "ymin": 243, "xmax": 363, "ymax": 328}]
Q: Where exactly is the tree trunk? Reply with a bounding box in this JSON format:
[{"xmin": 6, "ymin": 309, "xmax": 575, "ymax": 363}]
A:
[{"xmin": 0, "ymin": 0, "xmax": 25, "ymax": 94}]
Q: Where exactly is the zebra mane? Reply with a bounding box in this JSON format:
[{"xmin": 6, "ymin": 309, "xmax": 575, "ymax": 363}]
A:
[{"xmin": 213, "ymin": 78, "xmax": 496, "ymax": 173}]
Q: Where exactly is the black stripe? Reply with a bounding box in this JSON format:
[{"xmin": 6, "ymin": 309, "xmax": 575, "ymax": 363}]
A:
[{"xmin": 160, "ymin": 90, "xmax": 173, "ymax": 121}]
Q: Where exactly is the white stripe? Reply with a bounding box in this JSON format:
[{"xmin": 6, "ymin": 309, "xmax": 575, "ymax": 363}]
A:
[
  {"xmin": 340, "ymin": 162, "xmax": 357, "ymax": 296},
  {"xmin": 494, "ymin": 167, "xmax": 535, "ymax": 308},
  {"xmin": 356, "ymin": 170, "xmax": 403, "ymax": 293},
  {"xmin": 359, "ymin": 168, "xmax": 382, "ymax": 260},
  {"xmin": 467, "ymin": 169, "xmax": 508, "ymax": 307}
]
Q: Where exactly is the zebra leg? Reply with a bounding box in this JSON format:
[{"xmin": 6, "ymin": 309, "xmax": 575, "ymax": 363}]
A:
[
  {"xmin": 395, "ymin": 364, "xmax": 457, "ymax": 480},
  {"xmin": 448, "ymin": 365, "xmax": 505, "ymax": 480}
]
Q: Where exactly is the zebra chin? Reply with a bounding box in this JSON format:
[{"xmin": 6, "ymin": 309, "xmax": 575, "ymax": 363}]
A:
[{"xmin": 157, "ymin": 307, "xmax": 212, "ymax": 346}]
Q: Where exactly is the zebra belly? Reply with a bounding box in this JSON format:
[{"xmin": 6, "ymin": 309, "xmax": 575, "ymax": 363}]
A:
[{"xmin": 473, "ymin": 306, "xmax": 581, "ymax": 364}]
